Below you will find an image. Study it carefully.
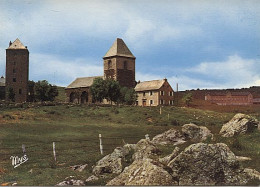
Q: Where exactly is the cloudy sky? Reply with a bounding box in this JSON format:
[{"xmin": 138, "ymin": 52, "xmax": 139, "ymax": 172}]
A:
[{"xmin": 0, "ymin": 0, "xmax": 259, "ymax": 90}]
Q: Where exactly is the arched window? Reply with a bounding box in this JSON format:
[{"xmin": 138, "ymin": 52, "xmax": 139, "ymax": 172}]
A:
[
  {"xmin": 124, "ymin": 61, "xmax": 127, "ymax": 70},
  {"xmin": 108, "ymin": 60, "xmax": 112, "ymax": 69}
]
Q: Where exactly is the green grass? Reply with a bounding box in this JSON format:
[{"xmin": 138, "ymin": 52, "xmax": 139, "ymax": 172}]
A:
[{"xmin": 0, "ymin": 105, "xmax": 259, "ymax": 185}]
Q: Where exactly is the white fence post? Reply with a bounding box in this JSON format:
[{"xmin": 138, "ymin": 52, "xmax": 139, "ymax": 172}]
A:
[
  {"xmin": 22, "ymin": 144, "xmax": 26, "ymax": 154},
  {"xmin": 160, "ymin": 107, "xmax": 162, "ymax": 115},
  {"xmin": 145, "ymin": 134, "xmax": 150, "ymax": 140},
  {"xmin": 99, "ymin": 134, "xmax": 103, "ymax": 155},
  {"xmin": 53, "ymin": 142, "xmax": 56, "ymax": 162}
]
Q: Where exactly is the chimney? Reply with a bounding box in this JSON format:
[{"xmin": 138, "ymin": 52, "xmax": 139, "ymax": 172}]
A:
[
  {"xmin": 137, "ymin": 80, "xmax": 141, "ymax": 84},
  {"xmin": 9, "ymin": 41, "xmax": 12, "ymax": 46}
]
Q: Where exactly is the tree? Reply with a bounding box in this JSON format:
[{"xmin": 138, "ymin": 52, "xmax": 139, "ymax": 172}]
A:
[
  {"xmin": 182, "ymin": 92, "xmax": 193, "ymax": 106},
  {"xmin": 28, "ymin": 80, "xmax": 35, "ymax": 102},
  {"xmin": 7, "ymin": 87, "xmax": 15, "ymax": 102},
  {"xmin": 105, "ymin": 79, "xmax": 121, "ymax": 104},
  {"xmin": 34, "ymin": 80, "xmax": 58, "ymax": 102},
  {"xmin": 119, "ymin": 87, "xmax": 136, "ymax": 105},
  {"xmin": 90, "ymin": 78, "xmax": 107, "ymax": 102}
]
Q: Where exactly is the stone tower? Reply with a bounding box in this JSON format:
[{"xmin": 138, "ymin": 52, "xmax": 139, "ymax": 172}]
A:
[
  {"xmin": 6, "ymin": 38, "xmax": 29, "ymax": 103},
  {"xmin": 103, "ymin": 38, "xmax": 136, "ymax": 88}
]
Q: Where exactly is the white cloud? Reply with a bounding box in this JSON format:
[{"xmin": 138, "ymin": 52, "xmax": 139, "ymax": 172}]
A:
[{"xmin": 30, "ymin": 53, "xmax": 103, "ymax": 86}]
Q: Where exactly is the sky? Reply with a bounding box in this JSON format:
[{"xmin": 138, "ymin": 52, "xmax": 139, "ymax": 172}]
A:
[{"xmin": 0, "ymin": 0, "xmax": 259, "ymax": 91}]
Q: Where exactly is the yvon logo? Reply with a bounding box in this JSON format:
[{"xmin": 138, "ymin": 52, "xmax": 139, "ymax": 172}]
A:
[{"xmin": 10, "ymin": 155, "xmax": 28, "ymax": 168}]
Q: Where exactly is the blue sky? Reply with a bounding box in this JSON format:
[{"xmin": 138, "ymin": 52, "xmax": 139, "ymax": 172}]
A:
[{"xmin": 0, "ymin": 0, "xmax": 259, "ymax": 90}]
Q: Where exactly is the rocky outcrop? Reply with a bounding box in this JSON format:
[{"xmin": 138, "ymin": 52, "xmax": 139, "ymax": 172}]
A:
[
  {"xmin": 151, "ymin": 124, "xmax": 213, "ymax": 146},
  {"xmin": 244, "ymin": 168, "xmax": 260, "ymax": 181},
  {"xmin": 182, "ymin": 123, "xmax": 213, "ymax": 141},
  {"xmin": 93, "ymin": 144, "xmax": 136, "ymax": 175},
  {"xmin": 220, "ymin": 113, "xmax": 260, "ymax": 137},
  {"xmin": 168, "ymin": 143, "xmax": 250, "ymax": 185},
  {"xmin": 151, "ymin": 128, "xmax": 185, "ymax": 145},
  {"xmin": 107, "ymin": 158, "xmax": 177, "ymax": 186},
  {"xmin": 132, "ymin": 139, "xmax": 160, "ymax": 160}
]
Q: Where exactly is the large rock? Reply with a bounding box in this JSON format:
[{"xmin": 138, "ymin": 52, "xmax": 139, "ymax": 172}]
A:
[
  {"xmin": 168, "ymin": 143, "xmax": 250, "ymax": 185},
  {"xmin": 107, "ymin": 158, "xmax": 177, "ymax": 185},
  {"xmin": 132, "ymin": 139, "xmax": 160, "ymax": 160},
  {"xmin": 220, "ymin": 113, "xmax": 259, "ymax": 137},
  {"xmin": 93, "ymin": 144, "xmax": 136, "ymax": 175},
  {"xmin": 151, "ymin": 128, "xmax": 185, "ymax": 145},
  {"xmin": 182, "ymin": 123, "xmax": 213, "ymax": 141},
  {"xmin": 159, "ymin": 147, "xmax": 180, "ymax": 165}
]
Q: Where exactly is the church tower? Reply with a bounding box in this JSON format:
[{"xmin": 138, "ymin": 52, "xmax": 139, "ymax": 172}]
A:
[
  {"xmin": 103, "ymin": 38, "xmax": 136, "ymax": 88},
  {"xmin": 6, "ymin": 39, "xmax": 29, "ymax": 103}
]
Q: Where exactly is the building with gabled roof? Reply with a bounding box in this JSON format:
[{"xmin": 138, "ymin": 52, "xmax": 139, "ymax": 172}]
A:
[
  {"xmin": 6, "ymin": 38, "xmax": 29, "ymax": 103},
  {"xmin": 205, "ymin": 91, "xmax": 254, "ymax": 105},
  {"xmin": 66, "ymin": 38, "xmax": 136, "ymax": 104},
  {"xmin": 135, "ymin": 78, "xmax": 174, "ymax": 106},
  {"xmin": 65, "ymin": 76, "xmax": 103, "ymax": 103}
]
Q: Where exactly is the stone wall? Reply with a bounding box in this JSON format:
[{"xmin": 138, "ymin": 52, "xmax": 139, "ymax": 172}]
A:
[{"xmin": 6, "ymin": 49, "xmax": 29, "ymax": 103}]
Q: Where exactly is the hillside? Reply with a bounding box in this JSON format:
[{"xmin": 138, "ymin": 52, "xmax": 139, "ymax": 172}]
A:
[{"xmin": 0, "ymin": 105, "xmax": 259, "ymax": 185}]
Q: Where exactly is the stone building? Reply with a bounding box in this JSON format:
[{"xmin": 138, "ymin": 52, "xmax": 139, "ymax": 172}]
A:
[
  {"xmin": 65, "ymin": 76, "xmax": 102, "ymax": 103},
  {"xmin": 205, "ymin": 91, "xmax": 254, "ymax": 105},
  {"xmin": 0, "ymin": 76, "xmax": 5, "ymax": 100},
  {"xmin": 103, "ymin": 38, "xmax": 136, "ymax": 88},
  {"xmin": 5, "ymin": 39, "xmax": 29, "ymax": 103},
  {"xmin": 135, "ymin": 78, "xmax": 174, "ymax": 106},
  {"xmin": 65, "ymin": 38, "xmax": 136, "ymax": 104}
]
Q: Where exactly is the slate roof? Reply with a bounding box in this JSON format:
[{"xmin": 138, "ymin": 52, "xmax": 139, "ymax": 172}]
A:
[
  {"xmin": 7, "ymin": 38, "xmax": 27, "ymax": 49},
  {"xmin": 135, "ymin": 79, "xmax": 165, "ymax": 92},
  {"xmin": 66, "ymin": 76, "xmax": 103, "ymax": 89},
  {"xmin": 103, "ymin": 38, "xmax": 135, "ymax": 58},
  {"xmin": 0, "ymin": 76, "xmax": 5, "ymax": 87}
]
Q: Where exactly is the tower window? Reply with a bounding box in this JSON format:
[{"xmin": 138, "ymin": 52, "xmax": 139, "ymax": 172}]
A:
[
  {"xmin": 13, "ymin": 78, "xmax": 16, "ymax": 82},
  {"xmin": 108, "ymin": 60, "xmax": 112, "ymax": 69},
  {"xmin": 19, "ymin": 89, "xmax": 22, "ymax": 94},
  {"xmin": 124, "ymin": 61, "xmax": 127, "ymax": 69}
]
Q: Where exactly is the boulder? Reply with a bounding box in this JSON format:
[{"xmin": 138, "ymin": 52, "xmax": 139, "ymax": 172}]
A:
[
  {"xmin": 159, "ymin": 147, "xmax": 180, "ymax": 165},
  {"xmin": 244, "ymin": 168, "xmax": 260, "ymax": 181},
  {"xmin": 220, "ymin": 113, "xmax": 259, "ymax": 137},
  {"xmin": 69, "ymin": 164, "xmax": 88, "ymax": 172},
  {"xmin": 168, "ymin": 143, "xmax": 249, "ymax": 185},
  {"xmin": 56, "ymin": 179, "xmax": 85, "ymax": 186},
  {"xmin": 132, "ymin": 139, "xmax": 160, "ymax": 160},
  {"xmin": 182, "ymin": 123, "xmax": 213, "ymax": 141},
  {"xmin": 151, "ymin": 128, "xmax": 185, "ymax": 145},
  {"xmin": 93, "ymin": 144, "xmax": 136, "ymax": 175},
  {"xmin": 107, "ymin": 158, "xmax": 177, "ymax": 185},
  {"xmin": 85, "ymin": 175, "xmax": 99, "ymax": 183}
]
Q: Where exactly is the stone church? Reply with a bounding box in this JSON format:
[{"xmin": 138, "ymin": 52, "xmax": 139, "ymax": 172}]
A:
[
  {"xmin": 66, "ymin": 38, "xmax": 175, "ymax": 106},
  {"xmin": 65, "ymin": 38, "xmax": 136, "ymax": 103}
]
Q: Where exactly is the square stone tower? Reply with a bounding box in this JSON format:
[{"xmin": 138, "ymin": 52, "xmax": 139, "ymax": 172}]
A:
[
  {"xmin": 103, "ymin": 38, "xmax": 136, "ymax": 88},
  {"xmin": 5, "ymin": 39, "xmax": 29, "ymax": 103}
]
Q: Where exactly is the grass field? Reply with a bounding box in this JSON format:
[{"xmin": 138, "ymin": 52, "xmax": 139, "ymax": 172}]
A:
[{"xmin": 0, "ymin": 104, "xmax": 259, "ymax": 185}]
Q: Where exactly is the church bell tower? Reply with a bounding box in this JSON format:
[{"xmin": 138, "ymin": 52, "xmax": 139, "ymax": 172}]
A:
[{"xmin": 103, "ymin": 38, "xmax": 136, "ymax": 88}]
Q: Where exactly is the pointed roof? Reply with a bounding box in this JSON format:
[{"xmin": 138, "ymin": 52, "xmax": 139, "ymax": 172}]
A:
[
  {"xmin": 66, "ymin": 76, "xmax": 103, "ymax": 89},
  {"xmin": 103, "ymin": 38, "xmax": 135, "ymax": 59},
  {"xmin": 7, "ymin": 38, "xmax": 27, "ymax": 49},
  {"xmin": 135, "ymin": 79, "xmax": 166, "ymax": 91}
]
